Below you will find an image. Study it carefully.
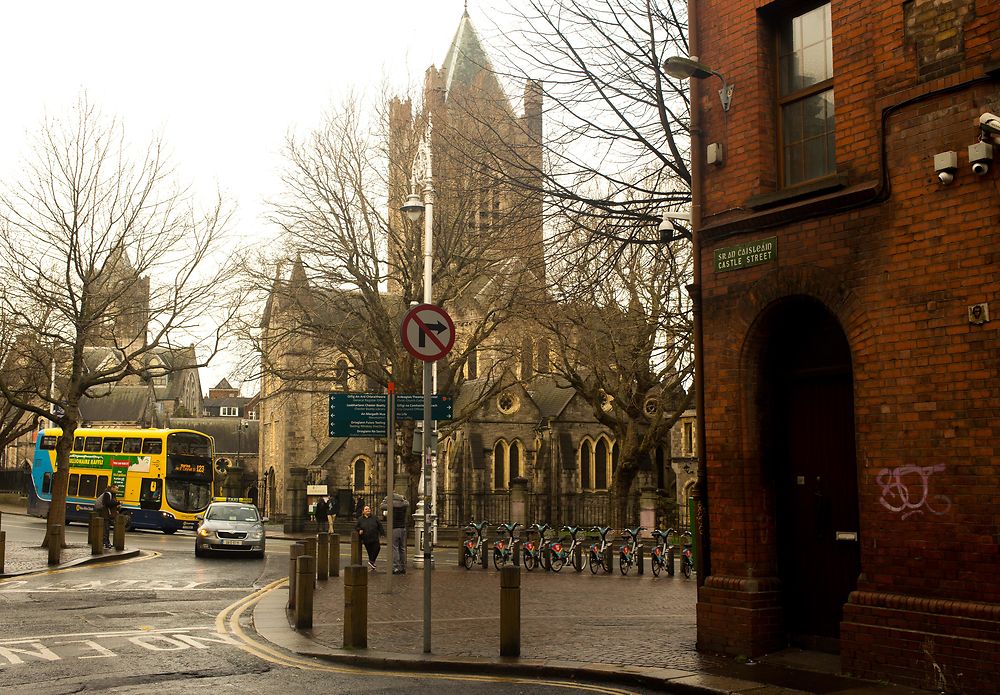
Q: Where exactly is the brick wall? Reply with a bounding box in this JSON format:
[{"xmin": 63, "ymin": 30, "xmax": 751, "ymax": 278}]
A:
[{"xmin": 693, "ymin": 0, "xmax": 1000, "ymax": 689}]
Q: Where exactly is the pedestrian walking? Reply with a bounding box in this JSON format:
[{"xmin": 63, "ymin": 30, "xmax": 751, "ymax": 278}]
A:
[
  {"xmin": 354, "ymin": 495, "xmax": 364, "ymax": 520},
  {"xmin": 380, "ymin": 493, "xmax": 410, "ymax": 575},
  {"xmin": 95, "ymin": 484, "xmax": 120, "ymax": 549},
  {"xmin": 327, "ymin": 494, "xmax": 339, "ymax": 533},
  {"xmin": 354, "ymin": 504, "xmax": 383, "ymax": 571},
  {"xmin": 314, "ymin": 495, "xmax": 329, "ymax": 532}
]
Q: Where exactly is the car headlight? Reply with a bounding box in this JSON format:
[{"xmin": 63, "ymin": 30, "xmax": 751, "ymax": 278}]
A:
[
  {"xmin": 198, "ymin": 527, "xmax": 213, "ymax": 538},
  {"xmin": 247, "ymin": 529, "xmax": 262, "ymax": 540}
]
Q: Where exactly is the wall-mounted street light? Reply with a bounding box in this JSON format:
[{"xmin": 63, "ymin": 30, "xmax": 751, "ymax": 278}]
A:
[{"xmin": 663, "ymin": 55, "xmax": 734, "ymax": 112}]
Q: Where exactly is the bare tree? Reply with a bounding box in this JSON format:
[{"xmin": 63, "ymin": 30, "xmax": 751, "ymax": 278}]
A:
[
  {"xmin": 0, "ymin": 98, "xmax": 240, "ymax": 550},
  {"xmin": 255, "ymin": 91, "xmax": 546, "ymax": 502}
]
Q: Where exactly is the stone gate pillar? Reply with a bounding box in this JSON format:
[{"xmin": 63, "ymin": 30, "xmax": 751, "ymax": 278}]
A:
[
  {"xmin": 284, "ymin": 467, "xmax": 307, "ymax": 533},
  {"xmin": 509, "ymin": 477, "xmax": 528, "ymax": 526}
]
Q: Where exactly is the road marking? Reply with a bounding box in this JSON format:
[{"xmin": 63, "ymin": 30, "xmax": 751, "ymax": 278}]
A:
[{"xmin": 216, "ymin": 581, "xmax": 642, "ymax": 694}]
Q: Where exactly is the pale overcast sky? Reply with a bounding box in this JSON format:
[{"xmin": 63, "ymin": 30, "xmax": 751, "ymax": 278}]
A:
[{"xmin": 0, "ymin": 1, "xmax": 503, "ymax": 393}]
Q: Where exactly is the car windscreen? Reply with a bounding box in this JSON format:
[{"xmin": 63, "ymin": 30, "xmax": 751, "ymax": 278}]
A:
[{"xmin": 206, "ymin": 505, "xmax": 259, "ymax": 522}]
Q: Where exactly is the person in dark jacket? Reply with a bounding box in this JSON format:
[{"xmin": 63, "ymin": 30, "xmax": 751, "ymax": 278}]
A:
[
  {"xmin": 314, "ymin": 496, "xmax": 329, "ymax": 532},
  {"xmin": 354, "ymin": 495, "xmax": 364, "ymax": 520},
  {"xmin": 96, "ymin": 484, "xmax": 121, "ymax": 549},
  {"xmin": 354, "ymin": 504, "xmax": 383, "ymax": 570},
  {"xmin": 380, "ymin": 494, "xmax": 410, "ymax": 574}
]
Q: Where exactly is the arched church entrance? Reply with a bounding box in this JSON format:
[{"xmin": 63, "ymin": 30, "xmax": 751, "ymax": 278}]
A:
[{"xmin": 757, "ymin": 296, "xmax": 860, "ymax": 652}]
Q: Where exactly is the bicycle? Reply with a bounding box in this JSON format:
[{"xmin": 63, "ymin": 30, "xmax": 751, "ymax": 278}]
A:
[
  {"xmin": 588, "ymin": 526, "xmax": 613, "ymax": 574},
  {"xmin": 557, "ymin": 525, "xmax": 588, "ymax": 572},
  {"xmin": 522, "ymin": 522, "xmax": 550, "ymax": 571},
  {"xmin": 618, "ymin": 526, "xmax": 644, "ymax": 575},
  {"xmin": 680, "ymin": 531, "xmax": 694, "ymax": 579},
  {"xmin": 650, "ymin": 527, "xmax": 675, "ymax": 577},
  {"xmin": 462, "ymin": 520, "xmax": 489, "ymax": 570},
  {"xmin": 492, "ymin": 522, "xmax": 520, "ymax": 569}
]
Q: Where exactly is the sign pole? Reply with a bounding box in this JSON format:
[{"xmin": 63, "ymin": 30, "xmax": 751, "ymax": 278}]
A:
[
  {"xmin": 422, "ymin": 359, "xmax": 432, "ymax": 654},
  {"xmin": 385, "ymin": 382, "xmax": 395, "ymax": 594}
]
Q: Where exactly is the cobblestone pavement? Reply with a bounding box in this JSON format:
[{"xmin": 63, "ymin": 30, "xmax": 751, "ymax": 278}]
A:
[
  {"xmin": 302, "ymin": 559, "xmax": 733, "ymax": 674},
  {"xmin": 1, "ymin": 541, "xmax": 96, "ymax": 575}
]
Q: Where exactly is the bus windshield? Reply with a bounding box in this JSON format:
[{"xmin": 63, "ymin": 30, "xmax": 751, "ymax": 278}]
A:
[{"xmin": 165, "ymin": 432, "xmax": 214, "ymax": 513}]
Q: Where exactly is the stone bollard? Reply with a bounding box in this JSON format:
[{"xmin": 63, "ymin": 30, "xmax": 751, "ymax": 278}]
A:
[
  {"xmin": 288, "ymin": 542, "xmax": 305, "ymax": 609},
  {"xmin": 295, "ymin": 555, "xmax": 315, "ymax": 629},
  {"xmin": 303, "ymin": 538, "xmax": 318, "ymax": 583},
  {"xmin": 90, "ymin": 518, "xmax": 104, "ymax": 556},
  {"xmin": 603, "ymin": 545, "xmax": 613, "ymax": 574},
  {"xmin": 0, "ymin": 530, "xmax": 5, "ymax": 573},
  {"xmin": 667, "ymin": 545, "xmax": 675, "ymax": 576},
  {"xmin": 113, "ymin": 514, "xmax": 126, "ymax": 551},
  {"xmin": 317, "ymin": 533, "xmax": 329, "ymax": 581},
  {"xmin": 330, "ymin": 533, "xmax": 340, "ymax": 578},
  {"xmin": 48, "ymin": 524, "xmax": 62, "ymax": 566},
  {"xmin": 499, "ymin": 565, "xmax": 521, "ymax": 657},
  {"xmin": 88, "ymin": 512, "xmax": 98, "ymax": 547},
  {"xmin": 351, "ymin": 530, "xmax": 362, "ymax": 566},
  {"xmin": 343, "ymin": 565, "xmax": 368, "ymax": 649},
  {"xmin": 543, "ymin": 544, "xmax": 552, "ymax": 571},
  {"xmin": 482, "ymin": 539, "xmax": 489, "ymax": 570},
  {"xmin": 637, "ymin": 544, "xmax": 644, "ymax": 575},
  {"xmin": 573, "ymin": 543, "xmax": 583, "ymax": 572},
  {"xmin": 513, "ymin": 539, "xmax": 520, "ymax": 567}
]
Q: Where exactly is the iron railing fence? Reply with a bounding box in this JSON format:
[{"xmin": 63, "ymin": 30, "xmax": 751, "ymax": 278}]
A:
[{"xmin": 0, "ymin": 469, "xmax": 29, "ymax": 495}]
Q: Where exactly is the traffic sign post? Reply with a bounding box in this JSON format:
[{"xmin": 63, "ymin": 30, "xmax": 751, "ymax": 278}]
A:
[{"xmin": 401, "ymin": 304, "xmax": 455, "ymax": 362}]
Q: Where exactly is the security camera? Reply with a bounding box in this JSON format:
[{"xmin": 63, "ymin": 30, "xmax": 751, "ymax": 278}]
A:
[
  {"xmin": 969, "ymin": 141, "xmax": 994, "ymax": 175},
  {"xmin": 980, "ymin": 112, "xmax": 1000, "ymax": 136},
  {"xmin": 934, "ymin": 151, "xmax": 958, "ymax": 185}
]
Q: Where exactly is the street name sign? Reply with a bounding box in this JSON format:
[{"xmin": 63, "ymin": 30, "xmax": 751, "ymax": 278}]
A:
[
  {"xmin": 714, "ymin": 236, "xmax": 777, "ymax": 273},
  {"xmin": 401, "ymin": 304, "xmax": 455, "ymax": 362},
  {"xmin": 328, "ymin": 392, "xmax": 453, "ymax": 437}
]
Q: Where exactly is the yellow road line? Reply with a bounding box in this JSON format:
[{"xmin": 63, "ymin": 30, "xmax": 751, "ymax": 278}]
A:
[
  {"xmin": 0, "ymin": 550, "xmax": 158, "ymax": 582},
  {"xmin": 217, "ymin": 581, "xmax": 641, "ymax": 694}
]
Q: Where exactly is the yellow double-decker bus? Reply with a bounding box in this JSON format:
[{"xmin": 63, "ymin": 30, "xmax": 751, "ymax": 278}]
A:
[{"xmin": 28, "ymin": 427, "xmax": 215, "ymax": 533}]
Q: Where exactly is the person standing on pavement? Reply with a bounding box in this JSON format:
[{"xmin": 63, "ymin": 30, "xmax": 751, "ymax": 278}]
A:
[
  {"xmin": 327, "ymin": 494, "xmax": 339, "ymax": 533},
  {"xmin": 390, "ymin": 494, "xmax": 409, "ymax": 574},
  {"xmin": 96, "ymin": 484, "xmax": 120, "ymax": 549},
  {"xmin": 314, "ymin": 496, "xmax": 329, "ymax": 533},
  {"xmin": 354, "ymin": 504, "xmax": 383, "ymax": 571}
]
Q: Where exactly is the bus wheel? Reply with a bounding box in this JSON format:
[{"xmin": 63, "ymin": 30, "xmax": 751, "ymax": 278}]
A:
[{"xmin": 162, "ymin": 528, "xmax": 177, "ymax": 535}]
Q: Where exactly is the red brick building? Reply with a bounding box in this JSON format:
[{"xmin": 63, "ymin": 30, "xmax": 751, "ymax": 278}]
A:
[{"xmin": 686, "ymin": 0, "xmax": 999, "ymax": 690}]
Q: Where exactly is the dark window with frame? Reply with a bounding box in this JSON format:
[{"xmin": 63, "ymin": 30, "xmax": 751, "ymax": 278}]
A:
[
  {"xmin": 78, "ymin": 474, "xmax": 98, "ymax": 499},
  {"xmin": 493, "ymin": 441, "xmax": 507, "ymax": 490},
  {"xmin": 40, "ymin": 435, "xmax": 58, "ymax": 450},
  {"xmin": 142, "ymin": 438, "xmax": 163, "ymax": 455},
  {"xmin": 42, "ymin": 472, "xmax": 52, "ymax": 494},
  {"xmin": 68, "ymin": 473, "xmax": 80, "ymax": 497},
  {"xmin": 580, "ymin": 444, "xmax": 592, "ymax": 491},
  {"xmin": 74, "ymin": 437, "xmax": 84, "ymax": 452},
  {"xmin": 102, "ymin": 437, "xmax": 123, "ymax": 453},
  {"xmin": 778, "ymin": 2, "xmax": 835, "ymax": 186},
  {"xmin": 96, "ymin": 476, "xmax": 109, "ymax": 497},
  {"xmin": 84, "ymin": 437, "xmax": 102, "ymax": 452},
  {"xmin": 123, "ymin": 437, "xmax": 142, "ymax": 454}
]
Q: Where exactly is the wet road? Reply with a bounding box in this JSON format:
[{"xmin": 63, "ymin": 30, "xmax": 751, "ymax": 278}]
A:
[{"xmin": 0, "ymin": 516, "xmax": 657, "ymax": 694}]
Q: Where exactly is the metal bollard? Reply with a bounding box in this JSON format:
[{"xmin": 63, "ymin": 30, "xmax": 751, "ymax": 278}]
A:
[
  {"xmin": 513, "ymin": 539, "xmax": 520, "ymax": 566},
  {"xmin": 482, "ymin": 538, "xmax": 489, "ymax": 570},
  {"xmin": 543, "ymin": 544, "xmax": 552, "ymax": 571},
  {"xmin": 667, "ymin": 545, "xmax": 675, "ymax": 576},
  {"xmin": 330, "ymin": 533, "xmax": 340, "ymax": 577},
  {"xmin": 48, "ymin": 524, "xmax": 62, "ymax": 566},
  {"xmin": 113, "ymin": 514, "xmax": 126, "ymax": 551},
  {"xmin": 295, "ymin": 555, "xmax": 315, "ymax": 629},
  {"xmin": 573, "ymin": 543, "xmax": 583, "ymax": 572},
  {"xmin": 637, "ymin": 545, "xmax": 644, "ymax": 575},
  {"xmin": 351, "ymin": 530, "xmax": 363, "ymax": 566},
  {"xmin": 603, "ymin": 545, "xmax": 613, "ymax": 574},
  {"xmin": 317, "ymin": 533, "xmax": 329, "ymax": 581},
  {"xmin": 88, "ymin": 512, "xmax": 98, "ymax": 547},
  {"xmin": 0, "ymin": 530, "xmax": 5, "ymax": 573},
  {"xmin": 288, "ymin": 542, "xmax": 305, "ymax": 609},
  {"xmin": 91, "ymin": 518, "xmax": 104, "ymax": 556},
  {"xmin": 499, "ymin": 565, "xmax": 521, "ymax": 657},
  {"xmin": 343, "ymin": 564, "xmax": 368, "ymax": 649}
]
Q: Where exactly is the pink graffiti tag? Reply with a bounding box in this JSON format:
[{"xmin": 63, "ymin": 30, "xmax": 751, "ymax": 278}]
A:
[{"xmin": 876, "ymin": 464, "xmax": 951, "ymax": 520}]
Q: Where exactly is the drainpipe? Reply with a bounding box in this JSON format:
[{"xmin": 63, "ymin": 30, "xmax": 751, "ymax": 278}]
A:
[{"xmin": 686, "ymin": 0, "xmax": 711, "ymax": 587}]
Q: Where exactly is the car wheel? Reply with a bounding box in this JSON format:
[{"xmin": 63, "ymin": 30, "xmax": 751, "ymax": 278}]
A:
[
  {"xmin": 162, "ymin": 528, "xmax": 177, "ymax": 535},
  {"xmin": 195, "ymin": 546, "xmax": 206, "ymax": 558}
]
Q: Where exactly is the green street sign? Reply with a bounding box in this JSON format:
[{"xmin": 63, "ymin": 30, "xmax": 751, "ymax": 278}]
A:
[
  {"xmin": 328, "ymin": 393, "xmax": 453, "ymax": 438},
  {"xmin": 714, "ymin": 236, "xmax": 777, "ymax": 273}
]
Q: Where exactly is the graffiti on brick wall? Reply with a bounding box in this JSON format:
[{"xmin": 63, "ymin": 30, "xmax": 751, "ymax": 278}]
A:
[{"xmin": 876, "ymin": 463, "xmax": 951, "ymax": 519}]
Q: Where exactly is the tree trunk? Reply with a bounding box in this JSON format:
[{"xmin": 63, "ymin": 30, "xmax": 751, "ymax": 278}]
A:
[{"xmin": 41, "ymin": 418, "xmax": 79, "ymax": 550}]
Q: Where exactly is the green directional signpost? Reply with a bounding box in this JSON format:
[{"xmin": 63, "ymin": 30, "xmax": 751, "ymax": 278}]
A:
[{"xmin": 328, "ymin": 393, "xmax": 453, "ymax": 437}]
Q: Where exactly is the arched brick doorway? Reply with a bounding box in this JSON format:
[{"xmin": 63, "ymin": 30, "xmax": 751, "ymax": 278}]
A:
[{"xmin": 757, "ymin": 296, "xmax": 860, "ymax": 651}]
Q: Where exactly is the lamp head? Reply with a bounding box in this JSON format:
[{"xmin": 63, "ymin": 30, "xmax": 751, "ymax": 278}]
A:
[
  {"xmin": 401, "ymin": 192, "xmax": 425, "ymax": 222},
  {"xmin": 662, "ymin": 56, "xmax": 714, "ymax": 80}
]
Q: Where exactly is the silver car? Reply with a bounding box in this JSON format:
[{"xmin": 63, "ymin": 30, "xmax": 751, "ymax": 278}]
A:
[{"xmin": 195, "ymin": 501, "xmax": 266, "ymax": 558}]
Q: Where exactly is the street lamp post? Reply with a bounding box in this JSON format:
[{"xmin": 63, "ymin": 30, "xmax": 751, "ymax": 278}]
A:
[{"xmin": 401, "ymin": 121, "xmax": 435, "ymax": 654}]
